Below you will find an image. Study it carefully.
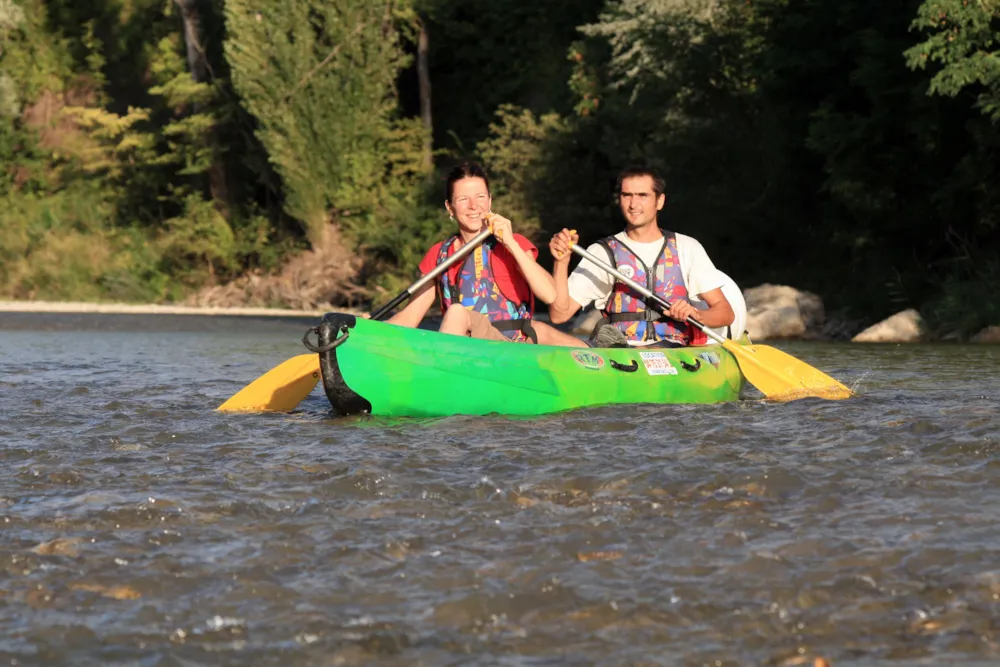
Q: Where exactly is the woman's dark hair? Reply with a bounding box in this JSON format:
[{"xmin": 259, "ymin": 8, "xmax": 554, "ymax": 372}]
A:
[
  {"xmin": 615, "ymin": 165, "xmax": 666, "ymax": 197},
  {"xmin": 445, "ymin": 161, "xmax": 490, "ymax": 202}
]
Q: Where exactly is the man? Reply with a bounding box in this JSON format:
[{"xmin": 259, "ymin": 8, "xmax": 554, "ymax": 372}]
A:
[{"xmin": 548, "ymin": 166, "xmax": 741, "ymax": 347}]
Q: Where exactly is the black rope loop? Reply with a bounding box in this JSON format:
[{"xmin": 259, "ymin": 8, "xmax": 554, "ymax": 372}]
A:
[{"xmin": 302, "ymin": 324, "xmax": 350, "ymax": 353}]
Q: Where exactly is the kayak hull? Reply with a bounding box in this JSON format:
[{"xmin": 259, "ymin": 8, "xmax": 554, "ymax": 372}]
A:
[{"xmin": 316, "ymin": 312, "xmax": 745, "ymax": 417}]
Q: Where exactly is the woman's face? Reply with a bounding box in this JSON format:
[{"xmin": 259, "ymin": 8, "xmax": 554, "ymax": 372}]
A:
[{"xmin": 446, "ymin": 177, "xmax": 491, "ymax": 234}]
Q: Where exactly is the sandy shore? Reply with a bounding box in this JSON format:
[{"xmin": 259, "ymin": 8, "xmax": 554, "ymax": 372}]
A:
[{"xmin": 0, "ymin": 300, "xmax": 361, "ymax": 318}]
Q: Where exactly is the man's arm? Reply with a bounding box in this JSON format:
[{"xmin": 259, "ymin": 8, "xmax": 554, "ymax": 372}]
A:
[
  {"xmin": 663, "ymin": 287, "xmax": 734, "ymax": 328},
  {"xmin": 669, "ymin": 235, "xmax": 734, "ymax": 328}
]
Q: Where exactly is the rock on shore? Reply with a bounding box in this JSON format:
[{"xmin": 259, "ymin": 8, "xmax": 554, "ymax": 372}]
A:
[
  {"xmin": 744, "ymin": 284, "xmax": 825, "ymax": 340},
  {"xmin": 852, "ymin": 308, "xmax": 925, "ymax": 343}
]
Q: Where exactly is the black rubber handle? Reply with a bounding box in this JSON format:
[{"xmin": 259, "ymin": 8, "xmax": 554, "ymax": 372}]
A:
[
  {"xmin": 610, "ymin": 359, "xmax": 638, "ymax": 373},
  {"xmin": 679, "ymin": 358, "xmax": 702, "ymax": 373}
]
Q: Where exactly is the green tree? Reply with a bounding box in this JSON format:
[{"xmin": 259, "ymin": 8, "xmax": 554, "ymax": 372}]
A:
[
  {"xmin": 905, "ymin": 0, "xmax": 1000, "ymax": 121},
  {"xmin": 419, "ymin": 0, "xmax": 605, "ymax": 151},
  {"xmin": 902, "ymin": 0, "xmax": 1000, "ymax": 336},
  {"xmin": 578, "ymin": 0, "xmax": 767, "ymax": 243},
  {"xmin": 224, "ymin": 0, "xmax": 423, "ymax": 244}
]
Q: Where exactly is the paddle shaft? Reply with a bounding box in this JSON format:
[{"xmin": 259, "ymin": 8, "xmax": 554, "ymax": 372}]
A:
[
  {"xmin": 369, "ymin": 227, "xmax": 494, "ymax": 321},
  {"xmin": 570, "ymin": 244, "xmax": 726, "ymax": 344}
]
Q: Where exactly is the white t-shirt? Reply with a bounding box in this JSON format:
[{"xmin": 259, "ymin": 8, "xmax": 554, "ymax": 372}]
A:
[
  {"xmin": 714, "ymin": 271, "xmax": 747, "ymax": 340},
  {"xmin": 568, "ymin": 231, "xmax": 745, "ymax": 343}
]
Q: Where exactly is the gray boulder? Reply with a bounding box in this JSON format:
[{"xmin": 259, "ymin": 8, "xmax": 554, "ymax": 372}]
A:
[
  {"xmin": 971, "ymin": 326, "xmax": 1000, "ymax": 343},
  {"xmin": 852, "ymin": 308, "xmax": 925, "ymax": 343},
  {"xmin": 744, "ymin": 284, "xmax": 825, "ymax": 340}
]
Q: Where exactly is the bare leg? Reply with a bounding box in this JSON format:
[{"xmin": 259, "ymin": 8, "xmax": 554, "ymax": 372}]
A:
[
  {"xmin": 441, "ymin": 306, "xmax": 586, "ymax": 346},
  {"xmin": 533, "ymin": 320, "xmax": 588, "ymax": 348},
  {"xmin": 439, "ymin": 303, "xmax": 473, "ymax": 336}
]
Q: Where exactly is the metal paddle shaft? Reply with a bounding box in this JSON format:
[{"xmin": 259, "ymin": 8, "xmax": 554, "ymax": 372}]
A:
[
  {"xmin": 369, "ymin": 227, "xmax": 494, "ymax": 321},
  {"xmin": 570, "ymin": 243, "xmax": 725, "ymax": 343}
]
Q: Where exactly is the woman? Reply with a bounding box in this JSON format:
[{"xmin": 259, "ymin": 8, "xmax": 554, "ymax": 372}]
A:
[{"xmin": 388, "ymin": 162, "xmax": 590, "ymax": 347}]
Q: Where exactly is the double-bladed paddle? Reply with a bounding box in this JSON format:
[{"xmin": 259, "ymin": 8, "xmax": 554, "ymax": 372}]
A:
[
  {"xmin": 217, "ymin": 227, "xmax": 495, "ymax": 413},
  {"xmin": 570, "ymin": 244, "xmax": 853, "ymax": 401}
]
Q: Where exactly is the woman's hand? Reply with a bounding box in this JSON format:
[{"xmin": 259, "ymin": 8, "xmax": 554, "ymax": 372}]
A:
[
  {"xmin": 486, "ymin": 213, "xmax": 516, "ymax": 249},
  {"xmin": 549, "ymin": 228, "xmax": 578, "ymax": 263}
]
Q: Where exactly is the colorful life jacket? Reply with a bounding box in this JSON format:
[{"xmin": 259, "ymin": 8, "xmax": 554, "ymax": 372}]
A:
[
  {"xmin": 596, "ymin": 231, "xmax": 708, "ymax": 346},
  {"xmin": 436, "ymin": 236, "xmax": 537, "ymax": 343}
]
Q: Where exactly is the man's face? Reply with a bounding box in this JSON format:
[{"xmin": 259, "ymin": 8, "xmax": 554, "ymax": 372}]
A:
[{"xmin": 618, "ymin": 175, "xmax": 665, "ymax": 228}]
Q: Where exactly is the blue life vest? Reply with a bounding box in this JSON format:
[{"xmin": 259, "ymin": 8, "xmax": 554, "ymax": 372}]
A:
[{"xmin": 436, "ymin": 236, "xmax": 537, "ymax": 343}]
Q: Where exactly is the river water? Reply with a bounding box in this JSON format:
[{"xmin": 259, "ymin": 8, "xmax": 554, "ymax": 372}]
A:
[{"xmin": 2, "ymin": 312, "xmax": 999, "ymax": 666}]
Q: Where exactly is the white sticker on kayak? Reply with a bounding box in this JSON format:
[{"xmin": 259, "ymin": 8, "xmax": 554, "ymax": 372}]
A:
[{"xmin": 639, "ymin": 351, "xmax": 678, "ymax": 376}]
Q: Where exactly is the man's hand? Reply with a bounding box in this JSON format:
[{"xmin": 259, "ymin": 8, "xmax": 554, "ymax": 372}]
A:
[
  {"xmin": 664, "ymin": 300, "xmax": 698, "ymax": 323},
  {"xmin": 549, "ymin": 228, "xmax": 579, "ymax": 263}
]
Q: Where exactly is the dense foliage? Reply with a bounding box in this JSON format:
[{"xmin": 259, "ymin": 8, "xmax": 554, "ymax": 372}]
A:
[{"xmin": 2, "ymin": 0, "xmax": 998, "ymax": 336}]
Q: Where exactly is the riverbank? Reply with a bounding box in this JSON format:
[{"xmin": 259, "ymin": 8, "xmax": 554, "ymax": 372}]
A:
[
  {"xmin": 0, "ymin": 300, "xmax": 360, "ymax": 318},
  {"xmin": 0, "ymin": 300, "xmax": 557, "ymax": 328}
]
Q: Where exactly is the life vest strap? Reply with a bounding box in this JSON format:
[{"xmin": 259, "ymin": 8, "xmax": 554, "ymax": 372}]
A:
[
  {"xmin": 605, "ymin": 312, "xmax": 664, "ymax": 324},
  {"xmin": 591, "ymin": 311, "xmax": 665, "ymax": 337},
  {"xmin": 491, "ymin": 318, "xmax": 538, "ymax": 344}
]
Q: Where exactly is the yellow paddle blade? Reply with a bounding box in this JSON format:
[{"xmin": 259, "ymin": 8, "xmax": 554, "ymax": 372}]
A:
[
  {"xmin": 722, "ymin": 340, "xmax": 853, "ymax": 402},
  {"xmin": 217, "ymin": 354, "xmax": 321, "ymax": 413}
]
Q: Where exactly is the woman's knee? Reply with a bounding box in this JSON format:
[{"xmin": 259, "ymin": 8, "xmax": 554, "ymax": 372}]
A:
[
  {"xmin": 442, "ymin": 303, "xmax": 468, "ymax": 321},
  {"xmin": 439, "ymin": 304, "xmax": 471, "ymax": 335}
]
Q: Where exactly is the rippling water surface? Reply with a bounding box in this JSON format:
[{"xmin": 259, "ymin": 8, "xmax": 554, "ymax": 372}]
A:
[{"xmin": 2, "ymin": 313, "xmax": 1000, "ymax": 666}]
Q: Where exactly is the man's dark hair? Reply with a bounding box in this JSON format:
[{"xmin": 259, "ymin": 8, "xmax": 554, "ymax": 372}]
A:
[
  {"xmin": 445, "ymin": 161, "xmax": 491, "ymax": 202},
  {"xmin": 615, "ymin": 165, "xmax": 666, "ymax": 197}
]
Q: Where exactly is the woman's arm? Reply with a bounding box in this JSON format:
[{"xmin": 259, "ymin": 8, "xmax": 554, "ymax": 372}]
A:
[
  {"xmin": 503, "ymin": 244, "xmax": 557, "ymax": 305},
  {"xmin": 488, "ymin": 214, "xmax": 557, "ymax": 304},
  {"xmin": 547, "ymin": 228, "xmax": 583, "ymax": 323},
  {"xmin": 385, "ymin": 282, "xmax": 436, "ymax": 328}
]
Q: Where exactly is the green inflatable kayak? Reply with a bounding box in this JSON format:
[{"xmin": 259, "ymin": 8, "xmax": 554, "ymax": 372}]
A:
[{"xmin": 312, "ymin": 312, "xmax": 746, "ymax": 417}]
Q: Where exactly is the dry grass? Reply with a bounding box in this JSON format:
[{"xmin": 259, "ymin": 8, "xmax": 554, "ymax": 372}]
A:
[
  {"xmin": 22, "ymin": 83, "xmax": 98, "ymax": 151},
  {"xmin": 18, "ymin": 82, "xmax": 105, "ymax": 189},
  {"xmin": 186, "ymin": 223, "xmax": 366, "ymax": 310}
]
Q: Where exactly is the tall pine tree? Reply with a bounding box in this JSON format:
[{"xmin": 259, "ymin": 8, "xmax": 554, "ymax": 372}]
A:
[{"xmin": 224, "ymin": 0, "xmax": 417, "ymax": 245}]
